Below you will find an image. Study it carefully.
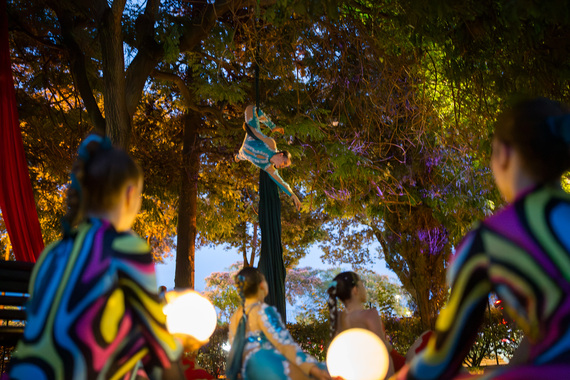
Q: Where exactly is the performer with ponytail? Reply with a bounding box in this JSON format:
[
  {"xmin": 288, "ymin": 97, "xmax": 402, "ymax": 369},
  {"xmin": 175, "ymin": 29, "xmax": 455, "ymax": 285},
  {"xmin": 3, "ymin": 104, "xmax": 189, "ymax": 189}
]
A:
[
  {"xmin": 327, "ymin": 271, "xmax": 396, "ymax": 378},
  {"xmin": 392, "ymin": 97, "xmax": 570, "ymax": 379},
  {"xmin": 227, "ymin": 267, "xmax": 330, "ymax": 380},
  {"xmin": 8, "ymin": 134, "xmax": 184, "ymax": 380}
]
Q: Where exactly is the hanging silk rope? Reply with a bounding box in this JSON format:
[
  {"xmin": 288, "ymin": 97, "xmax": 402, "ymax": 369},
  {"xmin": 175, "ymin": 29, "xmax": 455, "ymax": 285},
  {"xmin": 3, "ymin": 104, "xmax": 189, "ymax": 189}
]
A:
[{"xmin": 251, "ymin": 2, "xmax": 287, "ymax": 322}]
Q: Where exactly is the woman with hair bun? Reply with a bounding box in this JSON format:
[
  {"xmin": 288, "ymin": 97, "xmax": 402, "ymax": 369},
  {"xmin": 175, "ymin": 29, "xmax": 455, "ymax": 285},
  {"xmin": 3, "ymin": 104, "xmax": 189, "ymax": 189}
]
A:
[
  {"xmin": 226, "ymin": 267, "xmax": 330, "ymax": 380},
  {"xmin": 392, "ymin": 97, "xmax": 570, "ymax": 379},
  {"xmin": 327, "ymin": 271, "xmax": 396, "ymax": 378},
  {"xmin": 8, "ymin": 134, "xmax": 184, "ymax": 380}
]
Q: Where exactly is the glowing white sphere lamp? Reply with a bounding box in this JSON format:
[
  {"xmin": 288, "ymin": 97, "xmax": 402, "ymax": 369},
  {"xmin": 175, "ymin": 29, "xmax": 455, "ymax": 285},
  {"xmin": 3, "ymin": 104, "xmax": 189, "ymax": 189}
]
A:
[
  {"xmin": 163, "ymin": 289, "xmax": 217, "ymax": 342},
  {"xmin": 326, "ymin": 328, "xmax": 389, "ymax": 380}
]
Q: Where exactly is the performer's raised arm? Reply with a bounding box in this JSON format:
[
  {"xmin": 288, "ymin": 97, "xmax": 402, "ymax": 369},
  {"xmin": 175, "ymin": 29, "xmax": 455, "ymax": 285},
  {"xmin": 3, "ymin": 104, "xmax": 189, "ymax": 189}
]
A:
[{"xmin": 245, "ymin": 105, "xmax": 282, "ymax": 133}]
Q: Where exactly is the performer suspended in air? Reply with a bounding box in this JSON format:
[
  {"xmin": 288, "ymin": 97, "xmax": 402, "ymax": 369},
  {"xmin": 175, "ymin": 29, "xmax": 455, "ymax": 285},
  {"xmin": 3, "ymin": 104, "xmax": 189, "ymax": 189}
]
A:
[{"xmin": 235, "ymin": 105, "xmax": 301, "ymax": 211}]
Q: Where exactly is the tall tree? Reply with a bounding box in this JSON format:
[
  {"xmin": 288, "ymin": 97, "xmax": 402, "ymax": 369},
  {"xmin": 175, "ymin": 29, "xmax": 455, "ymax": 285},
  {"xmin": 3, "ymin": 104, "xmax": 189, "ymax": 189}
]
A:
[
  {"xmin": 8, "ymin": 0, "xmax": 336, "ymax": 287},
  {"xmin": 248, "ymin": 1, "xmax": 497, "ymax": 329},
  {"xmin": 10, "ymin": 0, "xmax": 570, "ymax": 325}
]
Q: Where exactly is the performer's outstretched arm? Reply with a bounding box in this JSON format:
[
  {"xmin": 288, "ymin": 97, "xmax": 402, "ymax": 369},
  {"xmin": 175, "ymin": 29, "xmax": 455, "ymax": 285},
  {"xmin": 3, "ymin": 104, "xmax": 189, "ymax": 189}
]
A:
[
  {"xmin": 291, "ymin": 193, "xmax": 302, "ymax": 211},
  {"xmin": 265, "ymin": 165, "xmax": 301, "ymax": 211}
]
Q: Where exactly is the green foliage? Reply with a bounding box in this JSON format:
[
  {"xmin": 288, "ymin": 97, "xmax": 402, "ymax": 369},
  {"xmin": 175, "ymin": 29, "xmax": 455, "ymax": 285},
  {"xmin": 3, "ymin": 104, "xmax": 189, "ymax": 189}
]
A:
[
  {"xmin": 195, "ymin": 323, "xmax": 229, "ymax": 378},
  {"xmin": 383, "ymin": 315, "xmax": 424, "ymax": 355},
  {"xmin": 464, "ymin": 300, "xmax": 524, "ymax": 368},
  {"xmin": 9, "ymin": 0, "xmax": 570, "ymax": 337},
  {"xmin": 203, "ymin": 264, "xmax": 409, "ymax": 327},
  {"xmin": 160, "ymin": 23, "xmax": 183, "ymax": 65},
  {"xmin": 360, "ymin": 271, "xmax": 412, "ymax": 317},
  {"xmin": 399, "ymin": 0, "xmax": 570, "ymax": 100},
  {"xmin": 287, "ymin": 321, "xmax": 330, "ymax": 361},
  {"xmin": 203, "ymin": 264, "xmax": 242, "ymax": 323}
]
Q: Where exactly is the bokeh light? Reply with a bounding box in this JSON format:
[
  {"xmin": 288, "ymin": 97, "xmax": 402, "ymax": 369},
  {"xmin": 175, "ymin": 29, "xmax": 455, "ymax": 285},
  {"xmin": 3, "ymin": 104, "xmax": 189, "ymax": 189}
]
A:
[
  {"xmin": 326, "ymin": 328, "xmax": 389, "ymax": 380},
  {"xmin": 163, "ymin": 289, "xmax": 217, "ymax": 342}
]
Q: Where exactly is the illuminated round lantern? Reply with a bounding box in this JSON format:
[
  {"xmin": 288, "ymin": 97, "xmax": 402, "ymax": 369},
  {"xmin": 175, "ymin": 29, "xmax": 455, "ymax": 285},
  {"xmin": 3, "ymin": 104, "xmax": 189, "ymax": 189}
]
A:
[
  {"xmin": 326, "ymin": 328, "xmax": 389, "ymax": 380},
  {"xmin": 163, "ymin": 289, "xmax": 217, "ymax": 342}
]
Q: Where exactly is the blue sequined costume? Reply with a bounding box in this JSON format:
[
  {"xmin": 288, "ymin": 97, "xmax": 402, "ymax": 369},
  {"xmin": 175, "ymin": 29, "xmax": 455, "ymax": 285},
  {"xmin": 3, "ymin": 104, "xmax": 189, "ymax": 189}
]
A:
[
  {"xmin": 235, "ymin": 107, "xmax": 293, "ymax": 197},
  {"xmin": 229, "ymin": 303, "xmax": 323, "ymax": 380}
]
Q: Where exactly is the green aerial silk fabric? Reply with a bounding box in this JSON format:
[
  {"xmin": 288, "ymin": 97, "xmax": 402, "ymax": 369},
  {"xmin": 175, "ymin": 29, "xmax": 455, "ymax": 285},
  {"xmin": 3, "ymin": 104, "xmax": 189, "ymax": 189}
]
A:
[
  {"xmin": 226, "ymin": 313, "xmax": 247, "ymax": 380},
  {"xmin": 258, "ymin": 170, "xmax": 287, "ymax": 322}
]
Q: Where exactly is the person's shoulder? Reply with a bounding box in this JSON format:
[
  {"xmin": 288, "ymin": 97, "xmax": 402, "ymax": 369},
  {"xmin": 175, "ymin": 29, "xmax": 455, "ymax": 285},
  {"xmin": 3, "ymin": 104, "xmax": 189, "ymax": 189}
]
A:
[
  {"xmin": 480, "ymin": 202, "xmax": 513, "ymax": 229},
  {"xmin": 111, "ymin": 232, "xmax": 150, "ymax": 254},
  {"xmin": 361, "ymin": 308, "xmax": 383, "ymax": 325},
  {"xmin": 258, "ymin": 303, "xmax": 281, "ymax": 320},
  {"xmin": 264, "ymin": 162, "xmax": 276, "ymax": 172},
  {"xmin": 363, "ymin": 308, "xmax": 381, "ymax": 318},
  {"xmin": 33, "ymin": 239, "xmax": 68, "ymax": 268},
  {"xmin": 230, "ymin": 308, "xmax": 243, "ymax": 325},
  {"xmin": 258, "ymin": 302, "xmax": 272, "ymax": 313},
  {"xmin": 244, "ymin": 303, "xmax": 266, "ymax": 326},
  {"xmin": 43, "ymin": 239, "xmax": 65, "ymax": 253}
]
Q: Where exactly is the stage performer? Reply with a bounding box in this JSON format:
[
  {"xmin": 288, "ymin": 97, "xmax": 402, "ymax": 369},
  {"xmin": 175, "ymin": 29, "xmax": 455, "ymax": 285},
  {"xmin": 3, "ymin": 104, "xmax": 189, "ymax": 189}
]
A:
[
  {"xmin": 236, "ymin": 105, "xmax": 302, "ymax": 211},
  {"xmin": 226, "ymin": 267, "xmax": 330, "ymax": 380}
]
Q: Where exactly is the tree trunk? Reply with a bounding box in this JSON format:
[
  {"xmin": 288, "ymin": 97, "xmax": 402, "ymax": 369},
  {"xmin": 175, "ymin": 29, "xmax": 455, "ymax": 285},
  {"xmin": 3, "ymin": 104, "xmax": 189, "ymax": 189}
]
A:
[
  {"xmin": 241, "ymin": 223, "xmax": 250, "ymax": 267},
  {"xmin": 414, "ymin": 282, "xmax": 433, "ymax": 331},
  {"xmin": 98, "ymin": 6, "xmax": 131, "ymax": 149},
  {"xmin": 375, "ymin": 227, "xmax": 433, "ymax": 330},
  {"xmin": 175, "ymin": 111, "xmax": 200, "ymax": 289}
]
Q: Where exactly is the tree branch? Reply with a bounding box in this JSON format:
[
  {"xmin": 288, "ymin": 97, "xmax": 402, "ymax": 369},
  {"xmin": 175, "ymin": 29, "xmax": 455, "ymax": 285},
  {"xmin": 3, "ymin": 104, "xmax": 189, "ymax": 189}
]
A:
[
  {"xmin": 50, "ymin": 4, "xmax": 106, "ymax": 132},
  {"xmin": 9, "ymin": 14, "xmax": 63, "ymax": 51},
  {"xmin": 125, "ymin": 0, "xmax": 163, "ymax": 117},
  {"xmin": 178, "ymin": 0, "xmax": 243, "ymax": 52},
  {"xmin": 127, "ymin": 0, "xmax": 274, "ymax": 118},
  {"xmin": 53, "ymin": 0, "xmax": 106, "ymax": 24},
  {"xmin": 98, "ymin": 1, "xmax": 131, "ymax": 148},
  {"xmin": 151, "ymin": 70, "xmax": 229, "ymax": 125},
  {"xmin": 151, "ymin": 70, "xmax": 194, "ymax": 108}
]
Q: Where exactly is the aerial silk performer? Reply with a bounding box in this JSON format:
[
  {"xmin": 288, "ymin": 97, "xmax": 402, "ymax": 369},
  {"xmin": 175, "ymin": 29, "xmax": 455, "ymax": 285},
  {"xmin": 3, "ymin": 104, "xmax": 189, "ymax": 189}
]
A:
[
  {"xmin": 235, "ymin": 105, "xmax": 300, "ymax": 321},
  {"xmin": 0, "ymin": 0, "xmax": 44, "ymax": 262},
  {"xmin": 236, "ymin": 105, "xmax": 301, "ymax": 211}
]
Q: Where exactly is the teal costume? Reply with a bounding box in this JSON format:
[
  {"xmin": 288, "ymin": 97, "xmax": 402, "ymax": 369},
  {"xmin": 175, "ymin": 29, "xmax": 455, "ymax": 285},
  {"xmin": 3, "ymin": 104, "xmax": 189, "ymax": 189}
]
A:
[
  {"xmin": 235, "ymin": 107, "xmax": 293, "ymax": 197},
  {"xmin": 228, "ymin": 303, "xmax": 324, "ymax": 380}
]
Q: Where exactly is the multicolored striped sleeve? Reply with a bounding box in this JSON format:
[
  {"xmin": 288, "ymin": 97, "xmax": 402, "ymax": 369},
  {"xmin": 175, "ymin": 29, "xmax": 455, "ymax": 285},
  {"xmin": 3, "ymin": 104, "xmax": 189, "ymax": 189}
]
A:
[
  {"xmin": 407, "ymin": 229, "xmax": 491, "ymax": 380},
  {"xmin": 112, "ymin": 234, "xmax": 182, "ymax": 368}
]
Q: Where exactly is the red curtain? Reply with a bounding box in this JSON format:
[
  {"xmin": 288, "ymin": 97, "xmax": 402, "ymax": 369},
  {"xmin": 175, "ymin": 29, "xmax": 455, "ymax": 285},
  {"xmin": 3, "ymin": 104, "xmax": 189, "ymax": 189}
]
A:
[{"xmin": 0, "ymin": 0, "xmax": 44, "ymax": 262}]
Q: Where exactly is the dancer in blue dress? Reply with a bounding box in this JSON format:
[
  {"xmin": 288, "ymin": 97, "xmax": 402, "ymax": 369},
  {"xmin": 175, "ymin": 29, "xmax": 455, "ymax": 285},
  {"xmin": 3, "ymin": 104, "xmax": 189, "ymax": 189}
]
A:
[
  {"xmin": 227, "ymin": 267, "xmax": 330, "ymax": 380},
  {"xmin": 236, "ymin": 105, "xmax": 302, "ymax": 211}
]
